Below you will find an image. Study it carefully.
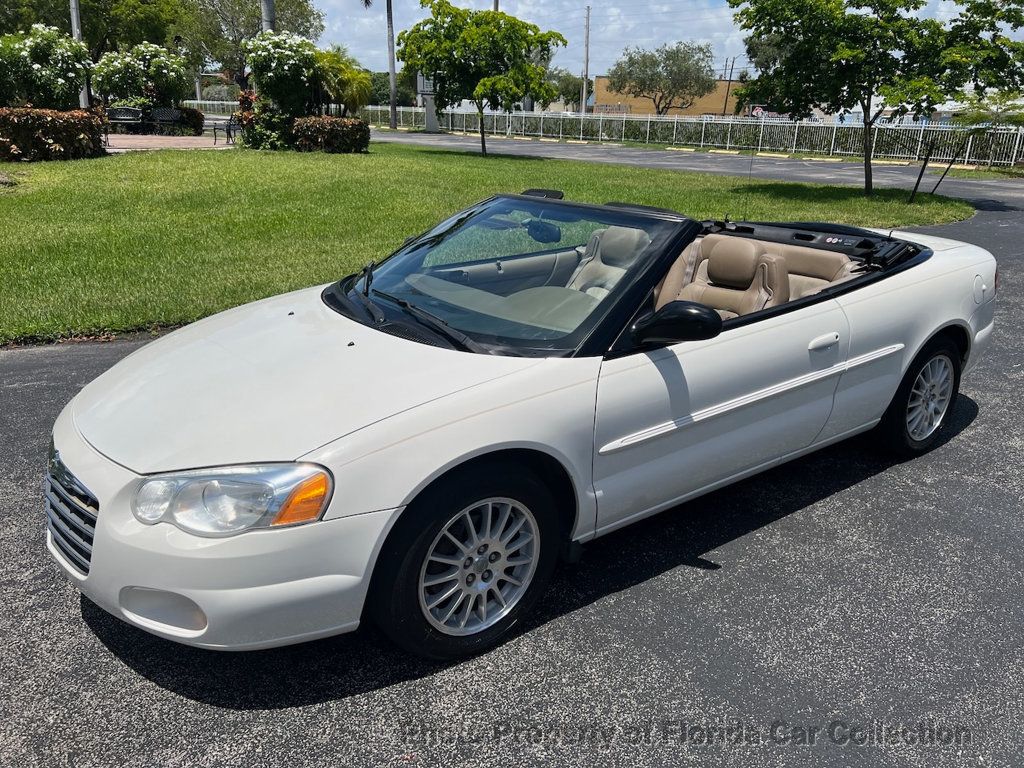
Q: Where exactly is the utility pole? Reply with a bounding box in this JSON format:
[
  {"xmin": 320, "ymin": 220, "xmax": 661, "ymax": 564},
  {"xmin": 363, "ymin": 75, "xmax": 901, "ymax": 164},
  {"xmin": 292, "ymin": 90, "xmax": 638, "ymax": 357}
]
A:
[
  {"xmin": 69, "ymin": 0, "xmax": 89, "ymax": 108},
  {"xmin": 579, "ymin": 5, "xmax": 590, "ymax": 114},
  {"xmin": 493, "ymin": 0, "xmax": 499, "ymax": 10},
  {"xmin": 721, "ymin": 56, "xmax": 736, "ymax": 116},
  {"xmin": 260, "ymin": 0, "xmax": 276, "ymax": 32}
]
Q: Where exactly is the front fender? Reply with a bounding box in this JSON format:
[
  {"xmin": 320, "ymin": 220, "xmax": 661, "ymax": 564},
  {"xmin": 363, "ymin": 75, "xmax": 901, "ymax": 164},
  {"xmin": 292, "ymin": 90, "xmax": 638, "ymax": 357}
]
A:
[{"xmin": 303, "ymin": 357, "xmax": 603, "ymax": 542}]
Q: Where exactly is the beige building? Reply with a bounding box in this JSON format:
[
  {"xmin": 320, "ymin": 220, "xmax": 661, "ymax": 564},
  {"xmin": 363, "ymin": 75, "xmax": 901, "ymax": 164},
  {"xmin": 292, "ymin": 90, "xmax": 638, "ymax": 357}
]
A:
[{"xmin": 592, "ymin": 76, "xmax": 741, "ymax": 116}]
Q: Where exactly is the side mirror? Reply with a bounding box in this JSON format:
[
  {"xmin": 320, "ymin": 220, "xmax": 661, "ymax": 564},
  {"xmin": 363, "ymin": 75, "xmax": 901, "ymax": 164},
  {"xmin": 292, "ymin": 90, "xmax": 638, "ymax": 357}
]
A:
[{"xmin": 631, "ymin": 300, "xmax": 723, "ymax": 346}]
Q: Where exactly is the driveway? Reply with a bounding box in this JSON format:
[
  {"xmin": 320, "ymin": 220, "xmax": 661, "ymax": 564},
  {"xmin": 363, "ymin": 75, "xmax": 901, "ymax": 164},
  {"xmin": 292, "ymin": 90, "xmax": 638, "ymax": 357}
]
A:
[
  {"xmin": 1, "ymin": 143, "xmax": 1022, "ymax": 767},
  {"xmin": 372, "ymin": 129, "xmax": 1024, "ymax": 210}
]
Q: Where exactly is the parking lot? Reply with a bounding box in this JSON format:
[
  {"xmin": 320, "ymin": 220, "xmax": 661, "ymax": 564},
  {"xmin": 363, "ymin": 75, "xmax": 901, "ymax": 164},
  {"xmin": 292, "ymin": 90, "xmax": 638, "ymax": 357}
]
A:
[{"xmin": 2, "ymin": 150, "xmax": 1022, "ymax": 767}]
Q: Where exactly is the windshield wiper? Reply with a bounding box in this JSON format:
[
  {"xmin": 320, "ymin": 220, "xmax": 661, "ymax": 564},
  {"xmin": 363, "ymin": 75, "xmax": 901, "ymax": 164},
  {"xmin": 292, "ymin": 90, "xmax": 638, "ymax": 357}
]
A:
[
  {"xmin": 351, "ymin": 285, "xmax": 386, "ymax": 323},
  {"xmin": 360, "ymin": 262, "xmax": 374, "ymax": 296},
  {"xmin": 371, "ymin": 289, "xmax": 489, "ymax": 353},
  {"xmin": 329, "ymin": 275, "xmax": 386, "ymax": 324}
]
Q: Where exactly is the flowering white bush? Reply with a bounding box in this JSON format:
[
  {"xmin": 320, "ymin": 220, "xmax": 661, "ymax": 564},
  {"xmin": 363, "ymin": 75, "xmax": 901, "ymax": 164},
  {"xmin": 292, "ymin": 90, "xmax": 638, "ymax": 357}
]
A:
[
  {"xmin": 0, "ymin": 25, "xmax": 91, "ymax": 110},
  {"xmin": 93, "ymin": 43, "xmax": 189, "ymax": 107},
  {"xmin": 243, "ymin": 31, "xmax": 318, "ymax": 117}
]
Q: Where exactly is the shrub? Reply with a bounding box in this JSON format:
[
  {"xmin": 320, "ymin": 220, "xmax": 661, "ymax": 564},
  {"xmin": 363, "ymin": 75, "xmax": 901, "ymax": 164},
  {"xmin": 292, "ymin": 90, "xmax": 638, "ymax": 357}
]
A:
[
  {"xmin": 0, "ymin": 107, "xmax": 104, "ymax": 162},
  {"xmin": 293, "ymin": 116, "xmax": 370, "ymax": 153},
  {"xmin": 110, "ymin": 96, "xmax": 154, "ymax": 111},
  {"xmin": 0, "ymin": 25, "xmax": 91, "ymax": 110},
  {"xmin": 243, "ymin": 32, "xmax": 317, "ymax": 118},
  {"xmin": 178, "ymin": 107, "xmax": 204, "ymax": 136},
  {"xmin": 93, "ymin": 43, "xmax": 189, "ymax": 107}
]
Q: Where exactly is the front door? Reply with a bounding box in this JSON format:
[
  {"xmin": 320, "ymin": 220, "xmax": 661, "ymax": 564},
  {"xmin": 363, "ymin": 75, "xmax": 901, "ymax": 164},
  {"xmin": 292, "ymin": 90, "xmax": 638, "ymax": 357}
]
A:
[{"xmin": 592, "ymin": 299, "xmax": 851, "ymax": 535}]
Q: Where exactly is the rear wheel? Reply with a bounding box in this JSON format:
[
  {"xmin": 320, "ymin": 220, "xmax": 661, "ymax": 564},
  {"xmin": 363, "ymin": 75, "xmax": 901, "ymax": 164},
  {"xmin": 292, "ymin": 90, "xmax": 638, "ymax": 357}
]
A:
[
  {"xmin": 877, "ymin": 336, "xmax": 962, "ymax": 455},
  {"xmin": 368, "ymin": 463, "xmax": 560, "ymax": 659}
]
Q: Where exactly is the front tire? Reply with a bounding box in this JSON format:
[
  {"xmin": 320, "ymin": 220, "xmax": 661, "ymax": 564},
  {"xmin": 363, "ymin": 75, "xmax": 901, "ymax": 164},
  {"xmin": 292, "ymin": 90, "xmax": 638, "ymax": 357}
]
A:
[
  {"xmin": 877, "ymin": 336, "xmax": 962, "ymax": 456},
  {"xmin": 367, "ymin": 462, "xmax": 561, "ymax": 660}
]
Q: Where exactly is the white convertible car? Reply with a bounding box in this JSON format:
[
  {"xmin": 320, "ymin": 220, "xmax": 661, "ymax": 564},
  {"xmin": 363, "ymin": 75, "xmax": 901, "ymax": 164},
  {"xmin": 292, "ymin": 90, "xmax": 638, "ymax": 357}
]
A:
[{"xmin": 46, "ymin": 192, "xmax": 997, "ymax": 658}]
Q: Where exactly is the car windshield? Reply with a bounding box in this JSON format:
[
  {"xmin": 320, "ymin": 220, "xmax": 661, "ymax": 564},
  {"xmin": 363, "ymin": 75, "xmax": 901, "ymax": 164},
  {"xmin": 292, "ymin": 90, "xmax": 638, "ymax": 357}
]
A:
[{"xmin": 330, "ymin": 196, "xmax": 681, "ymax": 354}]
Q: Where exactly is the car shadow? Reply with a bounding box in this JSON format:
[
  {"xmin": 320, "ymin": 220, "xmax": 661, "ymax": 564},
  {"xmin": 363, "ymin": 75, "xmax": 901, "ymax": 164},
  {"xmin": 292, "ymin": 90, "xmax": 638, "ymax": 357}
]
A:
[{"xmin": 84, "ymin": 396, "xmax": 978, "ymax": 709}]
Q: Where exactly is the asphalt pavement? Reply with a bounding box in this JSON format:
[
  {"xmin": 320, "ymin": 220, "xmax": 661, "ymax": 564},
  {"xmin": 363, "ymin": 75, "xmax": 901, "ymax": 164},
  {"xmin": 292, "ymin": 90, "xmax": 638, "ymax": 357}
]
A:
[{"xmin": 1, "ymin": 140, "xmax": 1022, "ymax": 767}]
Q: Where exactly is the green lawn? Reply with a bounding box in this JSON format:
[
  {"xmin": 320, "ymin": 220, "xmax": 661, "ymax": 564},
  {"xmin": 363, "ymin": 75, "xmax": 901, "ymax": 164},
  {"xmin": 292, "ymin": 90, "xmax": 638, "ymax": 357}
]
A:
[
  {"xmin": 0, "ymin": 142, "xmax": 973, "ymax": 344},
  {"xmin": 936, "ymin": 165, "xmax": 1024, "ymax": 180}
]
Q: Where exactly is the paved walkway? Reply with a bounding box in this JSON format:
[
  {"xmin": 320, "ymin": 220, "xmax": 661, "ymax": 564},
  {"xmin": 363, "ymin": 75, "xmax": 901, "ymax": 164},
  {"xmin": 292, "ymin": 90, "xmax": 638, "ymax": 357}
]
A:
[{"xmin": 105, "ymin": 134, "xmax": 233, "ymax": 152}]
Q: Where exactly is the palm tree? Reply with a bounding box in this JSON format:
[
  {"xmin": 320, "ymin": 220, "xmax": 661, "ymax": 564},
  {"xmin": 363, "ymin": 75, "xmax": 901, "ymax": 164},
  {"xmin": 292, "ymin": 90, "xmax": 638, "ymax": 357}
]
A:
[
  {"xmin": 362, "ymin": 0, "xmax": 398, "ymax": 129},
  {"xmin": 315, "ymin": 46, "xmax": 374, "ymax": 116}
]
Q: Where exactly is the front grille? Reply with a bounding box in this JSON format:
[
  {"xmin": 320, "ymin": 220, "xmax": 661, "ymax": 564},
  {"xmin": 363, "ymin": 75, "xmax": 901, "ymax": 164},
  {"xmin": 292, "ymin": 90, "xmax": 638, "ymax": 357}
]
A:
[{"xmin": 44, "ymin": 450, "xmax": 99, "ymax": 575}]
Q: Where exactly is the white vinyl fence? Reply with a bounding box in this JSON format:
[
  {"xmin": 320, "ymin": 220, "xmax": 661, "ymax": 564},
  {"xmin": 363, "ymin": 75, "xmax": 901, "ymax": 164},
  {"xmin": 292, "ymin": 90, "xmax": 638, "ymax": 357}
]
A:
[
  {"xmin": 182, "ymin": 101, "xmax": 1024, "ymax": 165},
  {"xmin": 362, "ymin": 105, "xmax": 1024, "ymax": 166},
  {"xmin": 182, "ymin": 99, "xmax": 237, "ymax": 116}
]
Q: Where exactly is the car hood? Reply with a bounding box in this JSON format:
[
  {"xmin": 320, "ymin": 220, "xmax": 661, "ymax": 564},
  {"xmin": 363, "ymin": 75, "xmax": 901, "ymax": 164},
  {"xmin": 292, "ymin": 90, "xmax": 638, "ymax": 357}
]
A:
[{"xmin": 72, "ymin": 286, "xmax": 541, "ymax": 474}]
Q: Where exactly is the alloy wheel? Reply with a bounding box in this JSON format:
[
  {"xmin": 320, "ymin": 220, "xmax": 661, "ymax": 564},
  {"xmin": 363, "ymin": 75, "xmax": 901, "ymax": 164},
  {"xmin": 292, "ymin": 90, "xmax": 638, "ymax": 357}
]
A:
[
  {"xmin": 418, "ymin": 497, "xmax": 540, "ymax": 636},
  {"xmin": 906, "ymin": 354, "xmax": 954, "ymax": 441}
]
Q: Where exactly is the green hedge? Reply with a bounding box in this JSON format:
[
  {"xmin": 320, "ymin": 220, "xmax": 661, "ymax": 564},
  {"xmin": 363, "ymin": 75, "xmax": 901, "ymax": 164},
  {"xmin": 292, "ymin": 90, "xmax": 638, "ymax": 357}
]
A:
[
  {"xmin": 293, "ymin": 116, "xmax": 370, "ymax": 153},
  {"xmin": 0, "ymin": 107, "xmax": 105, "ymax": 162},
  {"xmin": 178, "ymin": 107, "xmax": 204, "ymax": 136}
]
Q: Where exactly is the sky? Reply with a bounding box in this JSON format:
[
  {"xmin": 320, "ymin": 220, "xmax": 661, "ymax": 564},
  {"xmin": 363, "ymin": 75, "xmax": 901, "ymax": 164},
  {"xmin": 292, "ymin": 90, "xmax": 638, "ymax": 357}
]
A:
[{"xmin": 316, "ymin": 0, "xmax": 971, "ymax": 79}]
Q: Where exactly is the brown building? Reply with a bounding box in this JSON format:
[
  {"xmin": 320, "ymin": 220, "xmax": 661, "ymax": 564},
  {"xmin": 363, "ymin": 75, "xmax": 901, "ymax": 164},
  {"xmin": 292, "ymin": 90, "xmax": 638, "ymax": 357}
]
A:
[{"xmin": 592, "ymin": 76, "xmax": 741, "ymax": 116}]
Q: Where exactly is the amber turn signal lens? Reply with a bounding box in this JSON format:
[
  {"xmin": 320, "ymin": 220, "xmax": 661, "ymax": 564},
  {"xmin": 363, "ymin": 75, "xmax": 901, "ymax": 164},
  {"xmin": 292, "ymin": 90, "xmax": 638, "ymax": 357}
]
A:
[{"xmin": 272, "ymin": 472, "xmax": 330, "ymax": 526}]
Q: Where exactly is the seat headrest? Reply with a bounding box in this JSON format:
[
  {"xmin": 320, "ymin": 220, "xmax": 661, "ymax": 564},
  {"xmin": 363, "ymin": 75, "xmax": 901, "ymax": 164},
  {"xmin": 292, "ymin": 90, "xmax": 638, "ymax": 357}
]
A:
[
  {"xmin": 705, "ymin": 236, "xmax": 761, "ymax": 288},
  {"xmin": 598, "ymin": 226, "xmax": 652, "ymax": 268},
  {"xmin": 775, "ymin": 245, "xmax": 851, "ymax": 281}
]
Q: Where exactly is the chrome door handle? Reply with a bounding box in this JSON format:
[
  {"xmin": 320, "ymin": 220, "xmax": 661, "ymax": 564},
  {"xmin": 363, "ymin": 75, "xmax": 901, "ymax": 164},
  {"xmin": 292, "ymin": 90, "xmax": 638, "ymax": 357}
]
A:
[{"xmin": 808, "ymin": 332, "xmax": 840, "ymax": 351}]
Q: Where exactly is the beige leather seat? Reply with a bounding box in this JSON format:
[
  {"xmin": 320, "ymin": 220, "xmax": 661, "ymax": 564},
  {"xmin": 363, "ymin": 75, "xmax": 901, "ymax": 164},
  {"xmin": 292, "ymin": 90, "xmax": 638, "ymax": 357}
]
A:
[
  {"xmin": 656, "ymin": 234, "xmax": 789, "ymax": 320},
  {"xmin": 568, "ymin": 226, "xmax": 652, "ymax": 300},
  {"xmin": 760, "ymin": 242, "xmax": 855, "ymax": 299}
]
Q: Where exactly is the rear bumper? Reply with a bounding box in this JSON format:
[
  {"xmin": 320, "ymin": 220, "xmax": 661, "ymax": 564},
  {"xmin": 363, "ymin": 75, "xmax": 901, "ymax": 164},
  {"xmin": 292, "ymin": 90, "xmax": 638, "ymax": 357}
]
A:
[
  {"xmin": 47, "ymin": 404, "xmax": 399, "ymax": 650},
  {"xmin": 965, "ymin": 297, "xmax": 996, "ymax": 375}
]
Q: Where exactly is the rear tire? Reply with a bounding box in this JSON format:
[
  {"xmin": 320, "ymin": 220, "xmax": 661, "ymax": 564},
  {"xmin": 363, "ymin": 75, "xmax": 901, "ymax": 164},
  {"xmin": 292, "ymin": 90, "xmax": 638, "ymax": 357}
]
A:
[
  {"xmin": 367, "ymin": 462, "xmax": 561, "ymax": 660},
  {"xmin": 876, "ymin": 336, "xmax": 962, "ymax": 456}
]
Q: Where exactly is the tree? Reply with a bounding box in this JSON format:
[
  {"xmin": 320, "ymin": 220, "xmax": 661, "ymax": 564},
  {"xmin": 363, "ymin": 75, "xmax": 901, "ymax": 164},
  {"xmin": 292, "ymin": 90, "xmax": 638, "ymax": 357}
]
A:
[
  {"xmin": 940, "ymin": 0, "xmax": 1024, "ymax": 97},
  {"xmin": 606, "ymin": 41, "xmax": 716, "ymax": 116},
  {"xmin": 171, "ymin": 0, "xmax": 323, "ymax": 87},
  {"xmin": 398, "ymin": 0, "xmax": 565, "ymax": 155},
  {"xmin": 0, "ymin": 24, "xmax": 91, "ymax": 109},
  {"xmin": 315, "ymin": 45, "xmax": 373, "ymax": 116},
  {"xmin": 360, "ymin": 0, "xmax": 398, "ymax": 130},
  {"xmin": 729, "ymin": 0, "xmax": 947, "ymax": 195},
  {"xmin": 92, "ymin": 41, "xmax": 191, "ymax": 105},
  {"xmin": 370, "ymin": 70, "xmax": 414, "ymax": 107},
  {"xmin": 545, "ymin": 66, "xmax": 591, "ymax": 111},
  {"xmin": 0, "ymin": 0, "xmax": 187, "ymax": 62},
  {"xmin": 953, "ymin": 90, "xmax": 1024, "ymax": 167},
  {"xmin": 242, "ymin": 29, "xmax": 316, "ymax": 116}
]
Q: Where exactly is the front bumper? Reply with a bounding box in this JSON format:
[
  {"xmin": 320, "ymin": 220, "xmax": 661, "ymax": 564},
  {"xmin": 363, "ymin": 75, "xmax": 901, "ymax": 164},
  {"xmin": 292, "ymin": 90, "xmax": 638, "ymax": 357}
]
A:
[{"xmin": 47, "ymin": 405, "xmax": 400, "ymax": 650}]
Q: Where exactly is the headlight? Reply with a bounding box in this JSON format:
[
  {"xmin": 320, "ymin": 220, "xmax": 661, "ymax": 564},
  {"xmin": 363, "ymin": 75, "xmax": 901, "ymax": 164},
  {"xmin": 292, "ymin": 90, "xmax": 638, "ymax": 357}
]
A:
[{"xmin": 131, "ymin": 464, "xmax": 333, "ymax": 536}]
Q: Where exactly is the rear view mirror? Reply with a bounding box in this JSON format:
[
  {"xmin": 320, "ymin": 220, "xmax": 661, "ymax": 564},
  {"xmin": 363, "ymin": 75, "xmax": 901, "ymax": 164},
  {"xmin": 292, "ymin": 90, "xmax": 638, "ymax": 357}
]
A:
[
  {"xmin": 525, "ymin": 219, "xmax": 561, "ymax": 244},
  {"xmin": 631, "ymin": 300, "xmax": 723, "ymax": 346}
]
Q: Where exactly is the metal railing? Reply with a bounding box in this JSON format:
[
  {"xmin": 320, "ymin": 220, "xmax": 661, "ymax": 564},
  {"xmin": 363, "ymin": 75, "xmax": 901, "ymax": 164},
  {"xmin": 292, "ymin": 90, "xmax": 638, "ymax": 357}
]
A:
[
  {"xmin": 181, "ymin": 99, "xmax": 237, "ymax": 116},
  {"xmin": 361, "ymin": 105, "xmax": 1024, "ymax": 166}
]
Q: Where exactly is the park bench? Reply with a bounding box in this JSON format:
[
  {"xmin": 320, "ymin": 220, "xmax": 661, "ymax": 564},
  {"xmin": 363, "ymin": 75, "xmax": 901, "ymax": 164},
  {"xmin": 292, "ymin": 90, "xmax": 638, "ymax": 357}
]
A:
[
  {"xmin": 151, "ymin": 107, "xmax": 183, "ymax": 130},
  {"xmin": 213, "ymin": 115, "xmax": 244, "ymax": 145},
  {"xmin": 104, "ymin": 106, "xmax": 143, "ymax": 145}
]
